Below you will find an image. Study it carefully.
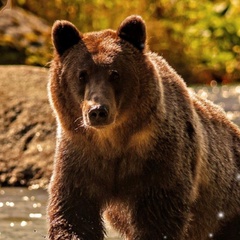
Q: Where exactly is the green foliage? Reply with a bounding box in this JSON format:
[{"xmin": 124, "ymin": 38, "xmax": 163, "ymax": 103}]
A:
[
  {"xmin": 157, "ymin": 0, "xmax": 240, "ymax": 83},
  {"xmin": 12, "ymin": 0, "xmax": 240, "ymax": 83}
]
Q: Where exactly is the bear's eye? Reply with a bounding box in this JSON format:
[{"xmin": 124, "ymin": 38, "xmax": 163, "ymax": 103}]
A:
[
  {"xmin": 79, "ymin": 70, "xmax": 88, "ymax": 84},
  {"xmin": 109, "ymin": 70, "xmax": 120, "ymax": 82}
]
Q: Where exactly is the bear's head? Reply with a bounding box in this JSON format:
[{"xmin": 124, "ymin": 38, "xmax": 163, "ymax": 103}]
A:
[{"xmin": 49, "ymin": 15, "xmax": 162, "ymax": 134}]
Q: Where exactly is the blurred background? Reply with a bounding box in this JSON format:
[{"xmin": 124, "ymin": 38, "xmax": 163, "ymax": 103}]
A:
[
  {"xmin": 1, "ymin": 0, "xmax": 240, "ymax": 84},
  {"xmin": 1, "ymin": 2, "xmax": 240, "ymax": 239}
]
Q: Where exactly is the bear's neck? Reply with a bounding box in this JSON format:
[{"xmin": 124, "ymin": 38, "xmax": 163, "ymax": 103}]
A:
[{"xmin": 69, "ymin": 116, "xmax": 157, "ymax": 159}]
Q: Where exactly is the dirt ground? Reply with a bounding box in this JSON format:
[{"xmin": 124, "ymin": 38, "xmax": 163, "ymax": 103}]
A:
[{"xmin": 0, "ymin": 65, "xmax": 240, "ymax": 188}]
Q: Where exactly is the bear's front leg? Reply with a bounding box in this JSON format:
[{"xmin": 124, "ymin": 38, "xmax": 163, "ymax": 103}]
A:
[
  {"xmin": 128, "ymin": 188, "xmax": 191, "ymax": 240},
  {"xmin": 47, "ymin": 185, "xmax": 104, "ymax": 240}
]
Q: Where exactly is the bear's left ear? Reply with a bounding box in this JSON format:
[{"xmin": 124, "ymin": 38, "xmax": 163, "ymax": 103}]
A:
[
  {"xmin": 52, "ymin": 20, "xmax": 82, "ymax": 56},
  {"xmin": 117, "ymin": 15, "xmax": 146, "ymax": 51}
]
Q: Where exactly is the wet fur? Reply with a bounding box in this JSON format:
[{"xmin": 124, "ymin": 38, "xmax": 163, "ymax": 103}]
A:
[{"xmin": 47, "ymin": 16, "xmax": 240, "ymax": 240}]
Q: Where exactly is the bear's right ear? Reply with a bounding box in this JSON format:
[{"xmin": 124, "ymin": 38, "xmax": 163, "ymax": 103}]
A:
[
  {"xmin": 117, "ymin": 15, "xmax": 146, "ymax": 51},
  {"xmin": 52, "ymin": 20, "xmax": 82, "ymax": 56}
]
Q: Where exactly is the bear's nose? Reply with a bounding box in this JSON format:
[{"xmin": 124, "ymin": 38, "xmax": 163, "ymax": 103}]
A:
[{"xmin": 88, "ymin": 105, "xmax": 109, "ymax": 126}]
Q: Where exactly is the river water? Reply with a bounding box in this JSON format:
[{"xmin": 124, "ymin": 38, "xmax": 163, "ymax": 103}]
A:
[{"xmin": 0, "ymin": 187, "xmax": 121, "ymax": 240}]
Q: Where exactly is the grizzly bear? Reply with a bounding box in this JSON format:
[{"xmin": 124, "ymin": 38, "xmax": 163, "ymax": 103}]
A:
[{"xmin": 47, "ymin": 15, "xmax": 240, "ymax": 240}]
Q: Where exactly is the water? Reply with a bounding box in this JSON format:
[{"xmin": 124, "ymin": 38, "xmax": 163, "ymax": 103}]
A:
[
  {"xmin": 0, "ymin": 188, "xmax": 121, "ymax": 240},
  {"xmin": 0, "ymin": 188, "xmax": 47, "ymax": 240},
  {"xmin": 190, "ymin": 84, "xmax": 240, "ymax": 126}
]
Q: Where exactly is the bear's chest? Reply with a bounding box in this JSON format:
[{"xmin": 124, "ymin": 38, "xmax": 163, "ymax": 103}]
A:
[{"xmin": 80, "ymin": 150, "xmax": 159, "ymax": 199}]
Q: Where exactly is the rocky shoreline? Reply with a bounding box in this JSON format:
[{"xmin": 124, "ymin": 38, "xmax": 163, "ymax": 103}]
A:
[
  {"xmin": 0, "ymin": 65, "xmax": 240, "ymax": 188},
  {"xmin": 0, "ymin": 65, "xmax": 54, "ymax": 188}
]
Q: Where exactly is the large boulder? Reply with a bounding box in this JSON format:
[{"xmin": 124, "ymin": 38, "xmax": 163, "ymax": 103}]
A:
[
  {"xmin": 0, "ymin": 7, "xmax": 51, "ymax": 65},
  {"xmin": 0, "ymin": 65, "xmax": 54, "ymax": 188}
]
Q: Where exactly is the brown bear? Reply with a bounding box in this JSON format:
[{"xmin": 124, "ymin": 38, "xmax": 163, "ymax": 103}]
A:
[{"xmin": 47, "ymin": 15, "xmax": 240, "ymax": 240}]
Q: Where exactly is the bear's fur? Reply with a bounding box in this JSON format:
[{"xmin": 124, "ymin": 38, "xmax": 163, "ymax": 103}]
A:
[{"xmin": 47, "ymin": 15, "xmax": 240, "ymax": 240}]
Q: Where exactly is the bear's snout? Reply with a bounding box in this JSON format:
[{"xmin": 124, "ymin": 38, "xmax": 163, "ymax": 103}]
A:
[{"xmin": 88, "ymin": 105, "xmax": 109, "ymax": 126}]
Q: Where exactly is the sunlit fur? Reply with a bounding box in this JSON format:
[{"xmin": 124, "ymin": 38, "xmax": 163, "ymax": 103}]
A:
[{"xmin": 47, "ymin": 16, "xmax": 240, "ymax": 240}]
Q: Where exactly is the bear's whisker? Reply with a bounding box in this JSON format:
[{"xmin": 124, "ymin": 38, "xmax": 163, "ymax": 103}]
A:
[{"xmin": 73, "ymin": 116, "xmax": 85, "ymax": 130}]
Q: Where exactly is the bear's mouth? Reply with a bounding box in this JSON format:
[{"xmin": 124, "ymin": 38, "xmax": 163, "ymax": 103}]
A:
[{"xmin": 83, "ymin": 117, "xmax": 115, "ymax": 129}]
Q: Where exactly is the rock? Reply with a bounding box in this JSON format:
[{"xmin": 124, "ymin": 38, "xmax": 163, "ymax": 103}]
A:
[
  {"xmin": 0, "ymin": 7, "xmax": 51, "ymax": 65},
  {"xmin": 0, "ymin": 65, "xmax": 54, "ymax": 188}
]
